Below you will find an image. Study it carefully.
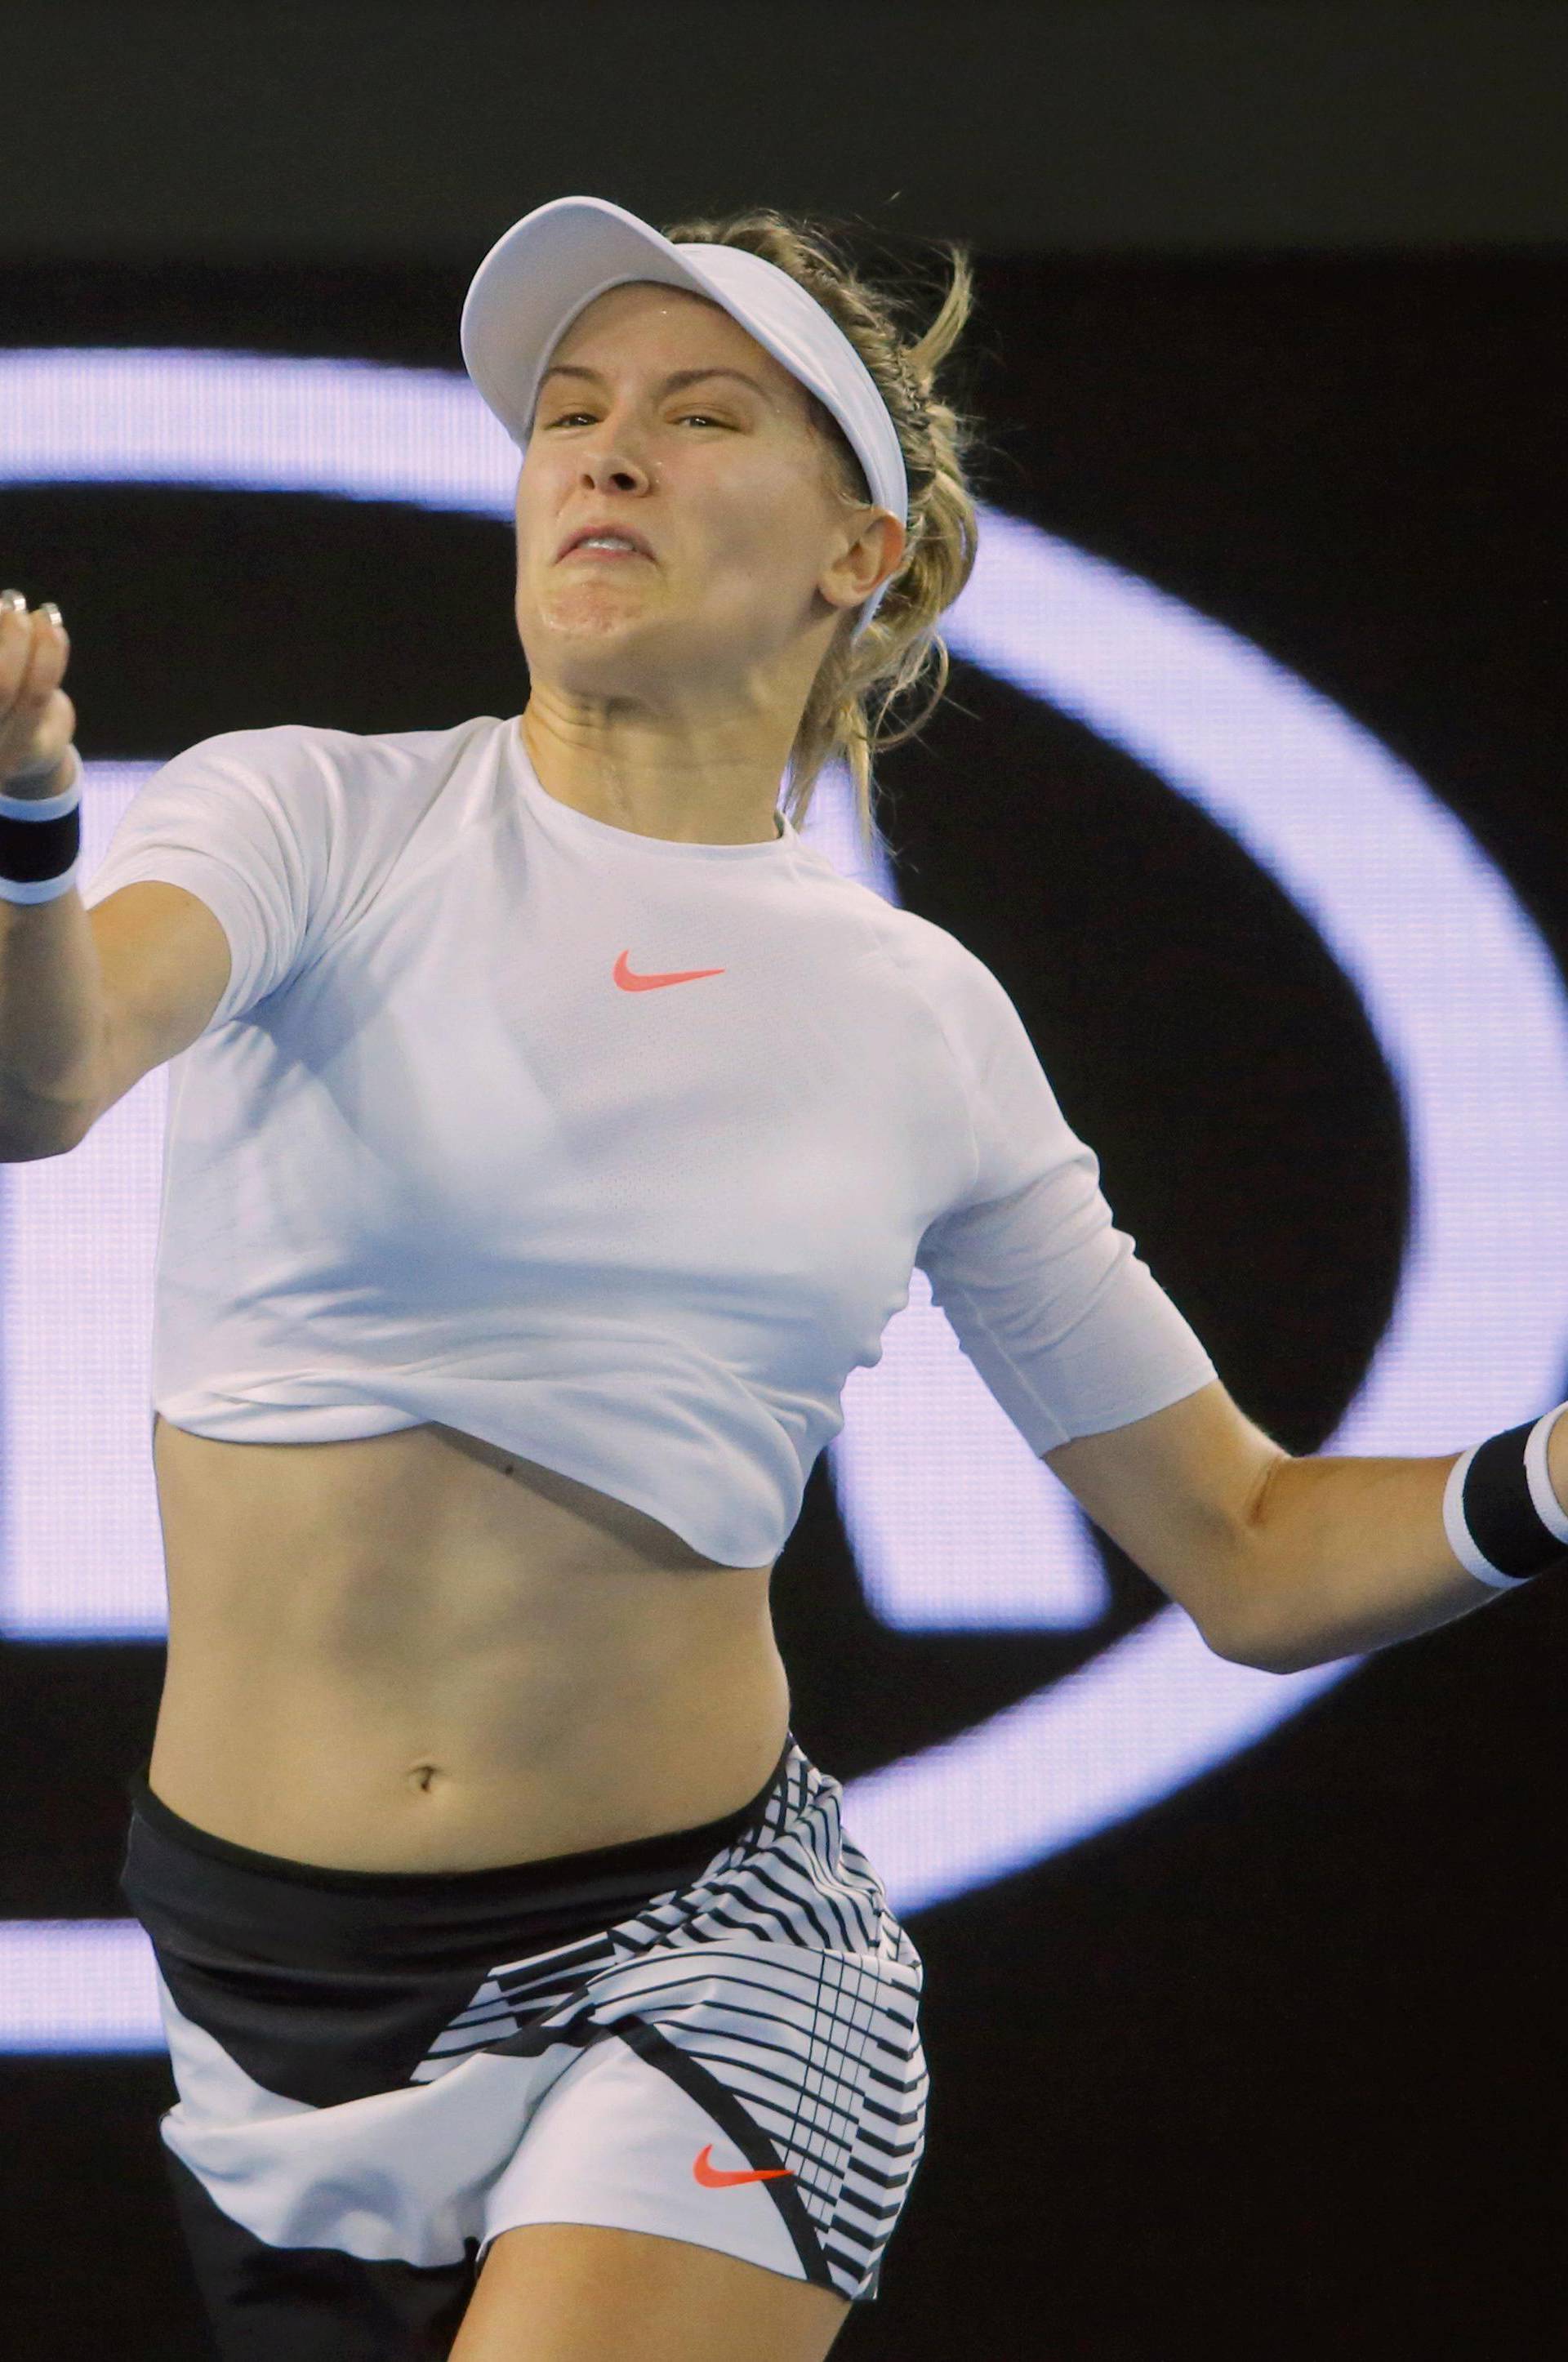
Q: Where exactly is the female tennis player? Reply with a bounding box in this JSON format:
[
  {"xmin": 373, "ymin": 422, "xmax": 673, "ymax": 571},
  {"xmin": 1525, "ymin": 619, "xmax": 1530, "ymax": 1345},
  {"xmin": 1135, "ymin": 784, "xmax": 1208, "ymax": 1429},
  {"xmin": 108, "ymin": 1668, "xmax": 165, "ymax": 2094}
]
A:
[{"xmin": 2, "ymin": 194, "xmax": 1564, "ymax": 2361}]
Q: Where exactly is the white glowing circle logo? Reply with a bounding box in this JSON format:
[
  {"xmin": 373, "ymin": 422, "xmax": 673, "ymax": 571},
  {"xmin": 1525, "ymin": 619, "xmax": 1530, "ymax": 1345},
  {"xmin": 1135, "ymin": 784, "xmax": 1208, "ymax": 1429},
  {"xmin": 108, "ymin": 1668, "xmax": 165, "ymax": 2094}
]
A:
[{"xmin": 2, "ymin": 349, "xmax": 1566, "ymax": 2051}]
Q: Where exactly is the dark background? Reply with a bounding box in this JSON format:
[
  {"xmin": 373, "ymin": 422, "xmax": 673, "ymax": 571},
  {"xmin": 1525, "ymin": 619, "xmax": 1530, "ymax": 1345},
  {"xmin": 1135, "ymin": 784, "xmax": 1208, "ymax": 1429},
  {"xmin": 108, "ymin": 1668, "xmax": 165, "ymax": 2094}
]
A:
[{"xmin": 2, "ymin": 5, "xmax": 1565, "ymax": 2355}]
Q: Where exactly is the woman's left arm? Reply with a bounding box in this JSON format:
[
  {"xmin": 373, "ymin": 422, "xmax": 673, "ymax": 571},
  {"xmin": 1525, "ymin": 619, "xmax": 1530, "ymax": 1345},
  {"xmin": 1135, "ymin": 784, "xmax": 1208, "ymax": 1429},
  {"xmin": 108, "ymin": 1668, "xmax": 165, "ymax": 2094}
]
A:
[
  {"xmin": 1216, "ymin": 1442, "xmax": 1542, "ymax": 1672},
  {"xmin": 1041, "ymin": 1379, "xmax": 1561, "ymax": 1674}
]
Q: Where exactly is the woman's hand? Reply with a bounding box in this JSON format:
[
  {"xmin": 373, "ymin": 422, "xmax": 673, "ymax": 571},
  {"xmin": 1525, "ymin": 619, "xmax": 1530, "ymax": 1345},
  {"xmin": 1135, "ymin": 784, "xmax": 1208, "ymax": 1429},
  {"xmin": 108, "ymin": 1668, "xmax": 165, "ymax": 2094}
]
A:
[{"xmin": 0, "ymin": 590, "xmax": 76, "ymax": 798}]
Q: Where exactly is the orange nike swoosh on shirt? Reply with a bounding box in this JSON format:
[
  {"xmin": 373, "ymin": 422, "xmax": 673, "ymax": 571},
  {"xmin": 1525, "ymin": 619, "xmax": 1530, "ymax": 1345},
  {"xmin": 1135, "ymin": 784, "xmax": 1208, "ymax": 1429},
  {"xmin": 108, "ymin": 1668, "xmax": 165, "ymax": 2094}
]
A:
[
  {"xmin": 693, "ymin": 2143, "xmax": 794, "ymax": 2188},
  {"xmin": 613, "ymin": 949, "xmax": 727, "ymax": 992}
]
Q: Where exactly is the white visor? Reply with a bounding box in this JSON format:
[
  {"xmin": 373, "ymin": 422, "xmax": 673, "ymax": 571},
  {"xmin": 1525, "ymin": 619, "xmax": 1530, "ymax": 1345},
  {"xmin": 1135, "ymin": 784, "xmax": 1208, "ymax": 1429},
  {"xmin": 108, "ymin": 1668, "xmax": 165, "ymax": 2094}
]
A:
[{"xmin": 460, "ymin": 194, "xmax": 909, "ymax": 638}]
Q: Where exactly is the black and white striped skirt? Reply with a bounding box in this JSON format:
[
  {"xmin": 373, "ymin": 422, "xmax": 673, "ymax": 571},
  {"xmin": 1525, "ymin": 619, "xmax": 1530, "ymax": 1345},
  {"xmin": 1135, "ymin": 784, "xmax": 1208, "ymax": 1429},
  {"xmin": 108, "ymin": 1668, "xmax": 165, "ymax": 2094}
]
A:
[{"xmin": 120, "ymin": 1731, "xmax": 929, "ymax": 2360}]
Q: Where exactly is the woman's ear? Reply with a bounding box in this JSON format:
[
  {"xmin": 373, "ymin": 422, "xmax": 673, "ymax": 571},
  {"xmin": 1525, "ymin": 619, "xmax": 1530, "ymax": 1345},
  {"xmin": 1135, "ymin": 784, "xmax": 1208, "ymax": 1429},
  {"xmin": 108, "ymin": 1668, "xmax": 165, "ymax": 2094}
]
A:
[{"xmin": 823, "ymin": 511, "xmax": 906, "ymax": 612}]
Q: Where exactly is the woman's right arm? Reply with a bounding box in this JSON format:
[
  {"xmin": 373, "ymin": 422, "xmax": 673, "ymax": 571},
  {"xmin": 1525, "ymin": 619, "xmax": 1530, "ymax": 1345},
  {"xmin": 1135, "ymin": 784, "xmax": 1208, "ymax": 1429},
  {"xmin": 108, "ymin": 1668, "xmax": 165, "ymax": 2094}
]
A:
[{"xmin": 0, "ymin": 591, "xmax": 230, "ymax": 1161}]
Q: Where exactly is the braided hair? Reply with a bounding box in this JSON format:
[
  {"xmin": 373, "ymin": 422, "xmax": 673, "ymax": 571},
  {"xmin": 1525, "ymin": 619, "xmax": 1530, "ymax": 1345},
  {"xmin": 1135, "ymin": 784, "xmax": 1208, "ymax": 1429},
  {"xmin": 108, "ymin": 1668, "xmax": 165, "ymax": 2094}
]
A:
[{"xmin": 661, "ymin": 204, "xmax": 991, "ymax": 858}]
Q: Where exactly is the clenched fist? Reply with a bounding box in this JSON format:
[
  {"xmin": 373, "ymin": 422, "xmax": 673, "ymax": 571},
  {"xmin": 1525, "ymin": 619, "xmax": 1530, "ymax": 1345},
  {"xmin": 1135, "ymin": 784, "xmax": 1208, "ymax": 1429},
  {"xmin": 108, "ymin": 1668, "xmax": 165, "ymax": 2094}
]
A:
[{"xmin": 0, "ymin": 590, "xmax": 76, "ymax": 800}]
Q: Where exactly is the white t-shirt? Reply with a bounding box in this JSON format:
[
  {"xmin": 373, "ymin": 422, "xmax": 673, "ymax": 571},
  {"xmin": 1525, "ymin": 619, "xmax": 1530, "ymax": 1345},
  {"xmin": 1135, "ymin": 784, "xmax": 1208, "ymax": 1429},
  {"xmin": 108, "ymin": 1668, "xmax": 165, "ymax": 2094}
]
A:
[{"xmin": 82, "ymin": 713, "xmax": 1218, "ymax": 1567}]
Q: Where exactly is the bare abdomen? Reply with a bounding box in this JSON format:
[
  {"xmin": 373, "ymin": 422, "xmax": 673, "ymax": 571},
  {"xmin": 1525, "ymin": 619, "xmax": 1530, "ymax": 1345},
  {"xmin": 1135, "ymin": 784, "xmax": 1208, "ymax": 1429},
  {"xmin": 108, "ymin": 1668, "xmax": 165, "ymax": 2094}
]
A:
[{"xmin": 145, "ymin": 1415, "xmax": 788, "ymax": 1872}]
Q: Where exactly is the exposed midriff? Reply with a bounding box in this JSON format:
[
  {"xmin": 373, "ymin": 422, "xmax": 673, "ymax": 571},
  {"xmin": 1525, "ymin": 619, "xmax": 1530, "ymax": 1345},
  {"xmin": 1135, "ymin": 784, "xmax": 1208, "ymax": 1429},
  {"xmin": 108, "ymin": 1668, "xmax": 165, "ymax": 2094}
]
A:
[{"xmin": 145, "ymin": 1411, "xmax": 790, "ymax": 1873}]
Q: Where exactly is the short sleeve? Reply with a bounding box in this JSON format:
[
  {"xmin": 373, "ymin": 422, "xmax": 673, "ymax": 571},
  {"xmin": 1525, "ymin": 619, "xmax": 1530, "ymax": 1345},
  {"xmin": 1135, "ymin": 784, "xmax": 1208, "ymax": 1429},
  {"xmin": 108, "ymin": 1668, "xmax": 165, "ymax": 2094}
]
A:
[
  {"xmin": 914, "ymin": 943, "xmax": 1218, "ymax": 1453},
  {"xmin": 81, "ymin": 729, "xmax": 324, "ymax": 1032}
]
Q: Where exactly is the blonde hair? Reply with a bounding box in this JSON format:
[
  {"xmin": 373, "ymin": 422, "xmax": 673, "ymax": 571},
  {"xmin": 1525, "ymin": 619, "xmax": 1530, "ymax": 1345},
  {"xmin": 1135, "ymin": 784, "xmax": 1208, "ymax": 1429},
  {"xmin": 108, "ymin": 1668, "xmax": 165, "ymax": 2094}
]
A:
[{"xmin": 660, "ymin": 204, "xmax": 991, "ymax": 857}]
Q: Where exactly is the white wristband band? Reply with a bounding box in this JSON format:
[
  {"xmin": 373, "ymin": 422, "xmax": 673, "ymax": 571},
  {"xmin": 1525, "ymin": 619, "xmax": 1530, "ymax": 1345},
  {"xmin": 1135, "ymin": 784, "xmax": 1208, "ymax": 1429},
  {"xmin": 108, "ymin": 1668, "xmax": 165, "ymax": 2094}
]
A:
[
  {"xmin": 0, "ymin": 744, "xmax": 83, "ymax": 820},
  {"xmin": 0, "ymin": 861, "xmax": 80, "ymax": 906},
  {"xmin": 1525, "ymin": 1400, "xmax": 1568, "ymax": 1542}
]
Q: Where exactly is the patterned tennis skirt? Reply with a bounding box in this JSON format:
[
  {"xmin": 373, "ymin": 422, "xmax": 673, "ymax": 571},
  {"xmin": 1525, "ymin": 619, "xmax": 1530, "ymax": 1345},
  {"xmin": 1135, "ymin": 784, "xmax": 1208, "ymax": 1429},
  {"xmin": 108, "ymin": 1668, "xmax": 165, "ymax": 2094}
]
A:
[{"xmin": 120, "ymin": 1731, "xmax": 929, "ymax": 2360}]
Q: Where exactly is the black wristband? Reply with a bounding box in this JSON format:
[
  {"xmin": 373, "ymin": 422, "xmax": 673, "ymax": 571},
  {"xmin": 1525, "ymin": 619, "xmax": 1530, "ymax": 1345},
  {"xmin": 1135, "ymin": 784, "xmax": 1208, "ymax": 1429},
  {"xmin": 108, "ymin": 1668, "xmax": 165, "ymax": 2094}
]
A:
[
  {"xmin": 0, "ymin": 800, "xmax": 81, "ymax": 885},
  {"xmin": 1443, "ymin": 1402, "xmax": 1568, "ymax": 1589}
]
